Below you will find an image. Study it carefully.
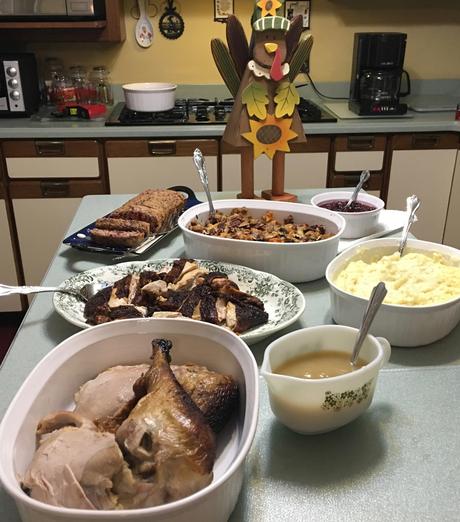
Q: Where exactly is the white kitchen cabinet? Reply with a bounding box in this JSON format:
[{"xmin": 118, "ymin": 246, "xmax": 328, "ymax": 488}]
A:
[
  {"xmin": 106, "ymin": 139, "xmax": 219, "ymax": 194},
  {"xmin": 0, "ymin": 198, "xmax": 21, "ymax": 311},
  {"xmin": 221, "ymin": 137, "xmax": 330, "ymax": 192},
  {"xmin": 443, "ymin": 150, "xmax": 460, "ymax": 248},
  {"xmin": 387, "ymin": 134, "xmax": 458, "ymax": 243},
  {"xmin": 12, "ymin": 198, "xmax": 82, "ymax": 286}
]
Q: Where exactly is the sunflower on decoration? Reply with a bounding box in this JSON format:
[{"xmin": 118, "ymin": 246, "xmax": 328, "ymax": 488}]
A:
[{"xmin": 211, "ymin": 0, "xmax": 313, "ymax": 201}]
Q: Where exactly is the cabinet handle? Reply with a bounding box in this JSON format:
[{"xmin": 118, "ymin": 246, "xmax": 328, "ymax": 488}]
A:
[
  {"xmin": 411, "ymin": 135, "xmax": 439, "ymax": 149},
  {"xmin": 346, "ymin": 136, "xmax": 375, "ymax": 150},
  {"xmin": 40, "ymin": 180, "xmax": 70, "ymax": 197},
  {"xmin": 148, "ymin": 141, "xmax": 176, "ymax": 156},
  {"xmin": 339, "ymin": 174, "xmax": 372, "ymax": 188},
  {"xmin": 35, "ymin": 141, "xmax": 65, "ymax": 156}
]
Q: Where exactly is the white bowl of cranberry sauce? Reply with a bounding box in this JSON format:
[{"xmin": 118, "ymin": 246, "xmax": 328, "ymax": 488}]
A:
[{"xmin": 310, "ymin": 191, "xmax": 385, "ymax": 239}]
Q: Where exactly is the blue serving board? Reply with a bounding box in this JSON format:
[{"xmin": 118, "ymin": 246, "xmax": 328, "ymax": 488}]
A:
[{"xmin": 63, "ymin": 186, "xmax": 201, "ymax": 255}]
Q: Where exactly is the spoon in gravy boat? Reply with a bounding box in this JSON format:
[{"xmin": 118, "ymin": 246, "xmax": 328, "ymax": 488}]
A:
[
  {"xmin": 350, "ymin": 281, "xmax": 387, "ymax": 367},
  {"xmin": 193, "ymin": 148, "xmax": 216, "ymax": 220},
  {"xmin": 0, "ymin": 281, "xmax": 109, "ymax": 303},
  {"xmin": 398, "ymin": 194, "xmax": 421, "ymax": 256},
  {"xmin": 343, "ymin": 170, "xmax": 371, "ymax": 210}
]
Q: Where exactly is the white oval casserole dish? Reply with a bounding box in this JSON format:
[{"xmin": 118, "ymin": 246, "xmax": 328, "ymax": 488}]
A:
[
  {"xmin": 178, "ymin": 199, "xmax": 346, "ymax": 283},
  {"xmin": 0, "ymin": 318, "xmax": 259, "ymax": 522},
  {"xmin": 326, "ymin": 238, "xmax": 460, "ymax": 347},
  {"xmin": 122, "ymin": 82, "xmax": 177, "ymax": 112}
]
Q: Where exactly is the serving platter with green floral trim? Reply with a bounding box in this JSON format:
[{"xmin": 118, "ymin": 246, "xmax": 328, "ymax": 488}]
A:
[{"xmin": 53, "ymin": 259, "xmax": 305, "ymax": 345}]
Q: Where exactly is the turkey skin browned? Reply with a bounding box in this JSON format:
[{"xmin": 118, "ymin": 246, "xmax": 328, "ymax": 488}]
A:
[{"xmin": 114, "ymin": 339, "xmax": 216, "ymax": 508}]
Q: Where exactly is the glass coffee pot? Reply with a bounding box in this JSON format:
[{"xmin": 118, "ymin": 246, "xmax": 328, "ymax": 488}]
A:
[{"xmin": 359, "ymin": 69, "xmax": 410, "ymax": 104}]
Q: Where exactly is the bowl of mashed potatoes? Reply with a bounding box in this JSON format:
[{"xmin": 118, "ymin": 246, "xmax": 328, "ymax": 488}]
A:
[{"xmin": 326, "ymin": 238, "xmax": 460, "ymax": 347}]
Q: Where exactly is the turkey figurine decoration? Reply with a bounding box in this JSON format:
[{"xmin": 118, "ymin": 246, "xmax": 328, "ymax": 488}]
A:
[{"xmin": 211, "ymin": 0, "xmax": 313, "ymax": 201}]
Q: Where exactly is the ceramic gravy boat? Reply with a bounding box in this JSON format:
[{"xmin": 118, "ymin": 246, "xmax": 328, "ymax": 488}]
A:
[{"xmin": 261, "ymin": 325, "xmax": 391, "ymax": 435}]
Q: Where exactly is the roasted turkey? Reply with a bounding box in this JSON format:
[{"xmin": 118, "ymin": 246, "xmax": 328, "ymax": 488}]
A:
[{"xmin": 114, "ymin": 339, "xmax": 216, "ymax": 508}]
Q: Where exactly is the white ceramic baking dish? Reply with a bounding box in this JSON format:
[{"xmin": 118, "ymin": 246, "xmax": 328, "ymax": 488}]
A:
[
  {"xmin": 178, "ymin": 199, "xmax": 346, "ymax": 283},
  {"xmin": 326, "ymin": 238, "xmax": 460, "ymax": 347},
  {"xmin": 0, "ymin": 318, "xmax": 259, "ymax": 522},
  {"xmin": 310, "ymin": 190, "xmax": 385, "ymax": 239},
  {"xmin": 122, "ymin": 82, "xmax": 177, "ymax": 112}
]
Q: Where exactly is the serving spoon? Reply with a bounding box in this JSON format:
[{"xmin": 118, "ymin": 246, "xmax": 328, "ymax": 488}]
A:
[
  {"xmin": 193, "ymin": 148, "xmax": 216, "ymax": 219},
  {"xmin": 343, "ymin": 170, "xmax": 371, "ymax": 210},
  {"xmin": 0, "ymin": 281, "xmax": 109, "ymax": 303},
  {"xmin": 398, "ymin": 194, "xmax": 421, "ymax": 256},
  {"xmin": 350, "ymin": 281, "xmax": 388, "ymax": 366}
]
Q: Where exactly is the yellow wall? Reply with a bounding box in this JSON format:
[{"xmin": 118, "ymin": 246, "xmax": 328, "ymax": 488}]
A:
[{"xmin": 29, "ymin": 0, "xmax": 460, "ymax": 83}]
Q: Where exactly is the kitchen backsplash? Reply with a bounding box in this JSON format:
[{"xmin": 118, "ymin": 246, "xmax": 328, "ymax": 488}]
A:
[{"xmin": 20, "ymin": 0, "xmax": 460, "ymax": 84}]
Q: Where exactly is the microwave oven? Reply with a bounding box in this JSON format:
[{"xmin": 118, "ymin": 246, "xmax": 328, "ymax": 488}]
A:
[
  {"xmin": 0, "ymin": 0, "xmax": 106, "ymax": 21},
  {"xmin": 0, "ymin": 53, "xmax": 40, "ymax": 117}
]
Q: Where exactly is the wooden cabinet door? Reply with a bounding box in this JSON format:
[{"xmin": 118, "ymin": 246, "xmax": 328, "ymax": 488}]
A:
[
  {"xmin": 12, "ymin": 198, "xmax": 82, "ymax": 286},
  {"xmin": 443, "ymin": 150, "xmax": 460, "ymax": 248},
  {"xmin": 222, "ymin": 137, "xmax": 330, "ymax": 192},
  {"xmin": 387, "ymin": 134, "xmax": 458, "ymax": 242},
  {"xmin": 0, "ymin": 198, "xmax": 21, "ymax": 311},
  {"xmin": 106, "ymin": 139, "xmax": 219, "ymax": 193}
]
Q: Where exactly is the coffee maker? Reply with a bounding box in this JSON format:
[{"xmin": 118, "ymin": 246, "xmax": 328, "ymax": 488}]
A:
[{"xmin": 349, "ymin": 32, "xmax": 410, "ymax": 116}]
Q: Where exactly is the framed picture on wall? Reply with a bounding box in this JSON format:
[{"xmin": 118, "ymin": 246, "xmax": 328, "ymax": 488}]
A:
[
  {"xmin": 285, "ymin": 1, "xmax": 311, "ymax": 29},
  {"xmin": 214, "ymin": 0, "xmax": 234, "ymax": 22}
]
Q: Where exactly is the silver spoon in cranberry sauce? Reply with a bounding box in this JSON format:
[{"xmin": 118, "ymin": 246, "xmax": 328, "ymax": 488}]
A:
[{"xmin": 343, "ymin": 169, "xmax": 371, "ymax": 211}]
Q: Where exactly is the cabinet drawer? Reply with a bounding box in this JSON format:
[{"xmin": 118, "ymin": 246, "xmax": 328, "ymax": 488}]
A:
[
  {"xmin": 9, "ymin": 179, "xmax": 106, "ymax": 198},
  {"xmin": 392, "ymin": 133, "xmax": 459, "ymax": 150},
  {"xmin": 3, "ymin": 140, "xmax": 102, "ymax": 179},
  {"xmin": 0, "ymin": 199, "xmax": 21, "ymax": 311},
  {"xmin": 13, "ymin": 198, "xmax": 82, "ymax": 286},
  {"xmin": 335, "ymin": 135, "xmax": 386, "ymax": 151},
  {"xmin": 105, "ymin": 139, "xmax": 219, "ymax": 157},
  {"xmin": 106, "ymin": 139, "xmax": 219, "ymax": 194}
]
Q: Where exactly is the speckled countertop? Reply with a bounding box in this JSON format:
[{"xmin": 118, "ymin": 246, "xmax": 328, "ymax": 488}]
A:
[{"xmin": 0, "ymin": 83, "xmax": 458, "ymax": 139}]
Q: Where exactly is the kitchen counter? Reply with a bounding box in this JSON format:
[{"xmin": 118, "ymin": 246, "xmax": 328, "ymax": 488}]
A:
[
  {"xmin": 0, "ymin": 107, "xmax": 457, "ymax": 139},
  {"xmin": 0, "ymin": 83, "xmax": 459, "ymax": 139},
  {"xmin": 0, "ymin": 189, "xmax": 459, "ymax": 521}
]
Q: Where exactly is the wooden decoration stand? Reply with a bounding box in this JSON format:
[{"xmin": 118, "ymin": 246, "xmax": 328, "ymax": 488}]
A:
[{"xmin": 261, "ymin": 151, "xmax": 297, "ymax": 202}]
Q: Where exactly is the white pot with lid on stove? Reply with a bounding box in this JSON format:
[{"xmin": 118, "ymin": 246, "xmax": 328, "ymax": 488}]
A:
[{"xmin": 122, "ymin": 83, "xmax": 177, "ymax": 112}]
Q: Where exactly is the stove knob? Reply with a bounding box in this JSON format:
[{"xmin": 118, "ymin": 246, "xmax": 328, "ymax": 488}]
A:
[
  {"xmin": 214, "ymin": 107, "xmax": 226, "ymax": 121},
  {"xmin": 196, "ymin": 107, "xmax": 209, "ymax": 122},
  {"xmin": 9, "ymin": 90, "xmax": 20, "ymax": 101},
  {"xmin": 6, "ymin": 66, "xmax": 17, "ymax": 77},
  {"xmin": 8, "ymin": 78, "xmax": 18, "ymax": 88}
]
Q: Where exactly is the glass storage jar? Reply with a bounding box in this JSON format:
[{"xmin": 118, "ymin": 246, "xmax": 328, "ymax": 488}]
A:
[{"xmin": 89, "ymin": 65, "xmax": 113, "ymax": 105}]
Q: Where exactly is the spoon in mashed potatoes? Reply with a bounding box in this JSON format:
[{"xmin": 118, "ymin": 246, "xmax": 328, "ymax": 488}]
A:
[
  {"xmin": 398, "ymin": 195, "xmax": 421, "ymax": 256},
  {"xmin": 350, "ymin": 282, "xmax": 387, "ymax": 366}
]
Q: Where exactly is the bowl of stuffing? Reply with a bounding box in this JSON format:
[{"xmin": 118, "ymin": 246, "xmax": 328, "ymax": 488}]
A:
[{"xmin": 178, "ymin": 199, "xmax": 346, "ymax": 283}]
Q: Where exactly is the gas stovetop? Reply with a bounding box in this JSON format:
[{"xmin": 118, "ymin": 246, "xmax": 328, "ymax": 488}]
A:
[{"xmin": 105, "ymin": 98, "xmax": 337, "ymax": 126}]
